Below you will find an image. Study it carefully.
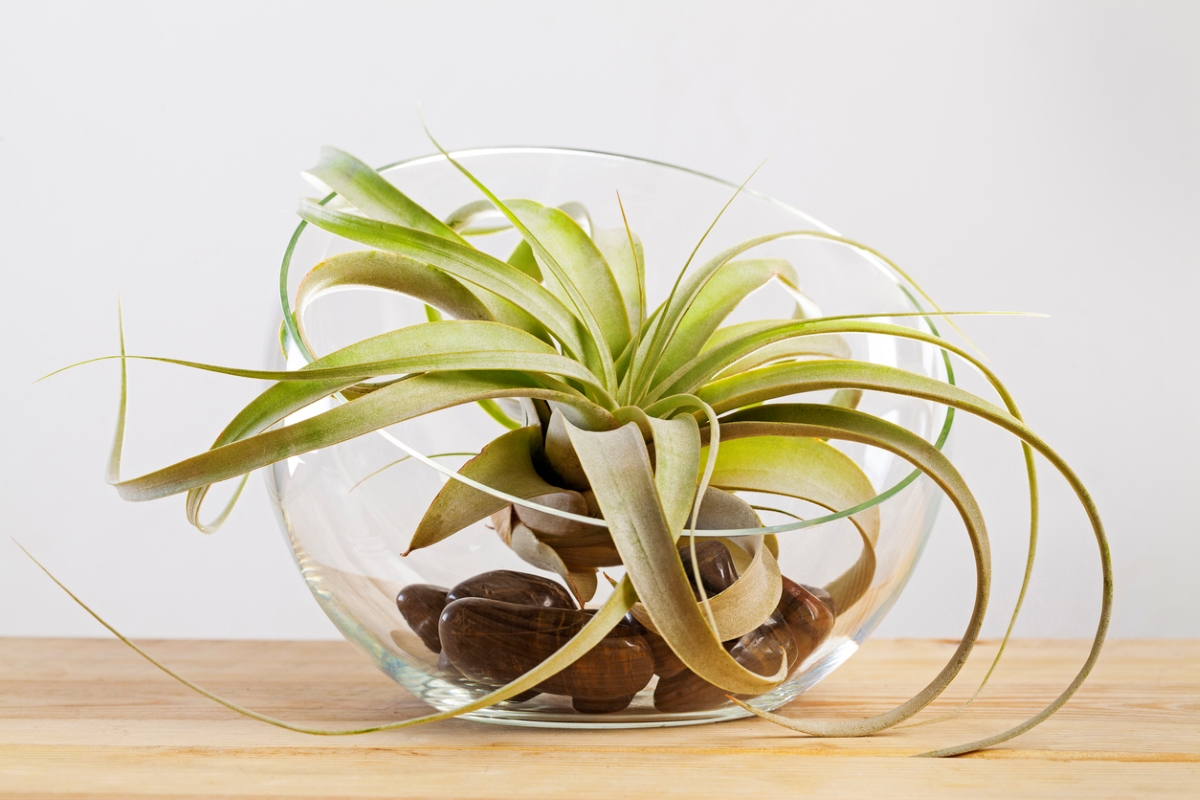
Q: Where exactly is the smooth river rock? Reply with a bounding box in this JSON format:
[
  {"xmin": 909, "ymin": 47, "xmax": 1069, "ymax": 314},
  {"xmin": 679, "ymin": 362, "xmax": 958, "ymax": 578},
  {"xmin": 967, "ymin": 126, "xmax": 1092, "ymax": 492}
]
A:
[
  {"xmin": 777, "ymin": 577, "xmax": 836, "ymax": 668},
  {"xmin": 677, "ymin": 539, "xmax": 738, "ymax": 595},
  {"xmin": 652, "ymin": 608, "xmax": 799, "ymax": 714},
  {"xmin": 439, "ymin": 597, "xmax": 655, "ymax": 701},
  {"xmin": 395, "ymin": 583, "xmax": 450, "ymax": 654},
  {"xmin": 447, "ymin": 570, "xmax": 577, "ymax": 610}
]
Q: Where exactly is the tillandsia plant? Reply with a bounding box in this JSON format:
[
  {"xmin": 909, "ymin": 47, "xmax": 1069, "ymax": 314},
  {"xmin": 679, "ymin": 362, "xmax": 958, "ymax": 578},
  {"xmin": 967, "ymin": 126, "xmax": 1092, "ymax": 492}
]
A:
[{"xmin": 36, "ymin": 133, "xmax": 1111, "ymax": 758}]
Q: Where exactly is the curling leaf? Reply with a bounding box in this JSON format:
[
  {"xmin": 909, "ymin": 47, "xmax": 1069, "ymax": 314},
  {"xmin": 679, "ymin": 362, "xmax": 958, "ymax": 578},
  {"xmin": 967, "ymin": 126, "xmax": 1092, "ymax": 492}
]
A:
[
  {"xmin": 298, "ymin": 201, "xmax": 597, "ymax": 372},
  {"xmin": 407, "ymin": 426, "xmax": 561, "ymax": 554},
  {"xmin": 565, "ymin": 419, "xmax": 786, "ymax": 693},
  {"xmin": 593, "ymin": 227, "xmax": 645, "ymax": 337},
  {"xmin": 303, "ymin": 147, "xmax": 465, "ymax": 242},
  {"xmin": 115, "ymin": 370, "xmax": 613, "ymax": 504},
  {"xmin": 651, "ymin": 258, "xmax": 797, "ymax": 386},
  {"xmin": 704, "ymin": 434, "xmax": 880, "ymax": 613},
  {"xmin": 506, "ymin": 199, "xmax": 631, "ymax": 358}
]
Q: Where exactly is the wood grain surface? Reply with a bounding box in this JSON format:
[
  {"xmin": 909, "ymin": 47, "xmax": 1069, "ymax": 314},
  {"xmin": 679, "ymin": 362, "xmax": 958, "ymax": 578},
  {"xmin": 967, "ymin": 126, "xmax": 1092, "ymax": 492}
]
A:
[{"xmin": 1, "ymin": 637, "xmax": 1196, "ymax": 798}]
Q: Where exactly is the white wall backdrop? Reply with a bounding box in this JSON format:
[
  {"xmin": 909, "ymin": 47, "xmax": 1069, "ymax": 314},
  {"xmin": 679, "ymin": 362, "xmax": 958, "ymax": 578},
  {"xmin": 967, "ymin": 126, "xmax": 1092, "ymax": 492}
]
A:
[{"xmin": 1, "ymin": 1, "xmax": 1196, "ymax": 641}]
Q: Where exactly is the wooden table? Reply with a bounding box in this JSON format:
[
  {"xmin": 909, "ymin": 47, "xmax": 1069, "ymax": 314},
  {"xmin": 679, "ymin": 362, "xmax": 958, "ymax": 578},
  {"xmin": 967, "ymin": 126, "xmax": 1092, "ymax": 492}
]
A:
[{"xmin": 1, "ymin": 638, "xmax": 1195, "ymax": 798}]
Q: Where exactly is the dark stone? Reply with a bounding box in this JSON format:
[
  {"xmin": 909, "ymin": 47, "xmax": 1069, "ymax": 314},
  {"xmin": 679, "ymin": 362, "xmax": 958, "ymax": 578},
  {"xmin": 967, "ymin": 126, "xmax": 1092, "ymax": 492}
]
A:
[
  {"xmin": 624, "ymin": 613, "xmax": 686, "ymax": 678},
  {"xmin": 653, "ymin": 611, "xmax": 799, "ymax": 714},
  {"xmin": 777, "ymin": 577, "xmax": 836, "ymax": 670},
  {"xmin": 439, "ymin": 598, "xmax": 655, "ymax": 700},
  {"xmin": 437, "ymin": 651, "xmax": 461, "ymax": 675},
  {"xmin": 396, "ymin": 583, "xmax": 450, "ymax": 654},
  {"xmin": 447, "ymin": 570, "xmax": 577, "ymax": 610},
  {"xmin": 677, "ymin": 539, "xmax": 738, "ymax": 595}
]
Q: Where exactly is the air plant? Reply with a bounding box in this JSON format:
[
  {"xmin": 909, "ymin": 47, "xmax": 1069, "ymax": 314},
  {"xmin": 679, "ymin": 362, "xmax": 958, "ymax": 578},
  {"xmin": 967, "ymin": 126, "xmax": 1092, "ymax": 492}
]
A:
[{"xmin": 35, "ymin": 134, "xmax": 1110, "ymax": 759}]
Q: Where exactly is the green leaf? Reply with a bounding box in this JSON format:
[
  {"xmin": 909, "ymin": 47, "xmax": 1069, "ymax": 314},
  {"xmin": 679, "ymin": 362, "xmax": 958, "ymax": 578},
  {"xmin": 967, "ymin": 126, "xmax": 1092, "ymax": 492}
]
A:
[
  {"xmin": 565, "ymin": 420, "xmax": 786, "ymax": 694},
  {"xmin": 295, "ymin": 250, "xmax": 492, "ymax": 338},
  {"xmin": 652, "ymin": 315, "xmax": 1000, "ymax": 402},
  {"xmin": 692, "ymin": 359, "xmax": 1013, "ymax": 420},
  {"xmin": 631, "ymin": 228, "xmax": 983, "ymax": 400},
  {"xmin": 297, "ymin": 201, "xmax": 596, "ymax": 372},
  {"xmin": 444, "ymin": 199, "xmax": 512, "ymax": 236},
  {"xmin": 407, "ymin": 426, "xmax": 561, "ymax": 554},
  {"xmin": 650, "ymin": 258, "xmax": 798, "ymax": 388},
  {"xmin": 505, "ymin": 239, "xmax": 543, "ymax": 281},
  {"xmin": 704, "ymin": 433, "xmax": 880, "ymax": 613},
  {"xmin": 418, "ymin": 132, "xmax": 618, "ymax": 392},
  {"xmin": 506, "ymin": 200, "xmax": 632, "ymax": 358},
  {"xmin": 710, "ymin": 404, "xmax": 992, "ymax": 739},
  {"xmin": 19, "ymin": 540, "xmax": 640, "ymax": 736},
  {"xmin": 303, "ymin": 147, "xmax": 465, "ymax": 242},
  {"xmin": 645, "ymin": 414, "xmax": 702, "ymax": 537},
  {"xmin": 593, "ymin": 227, "xmax": 645, "ymax": 338},
  {"xmin": 476, "ymin": 398, "xmax": 523, "ymax": 429},
  {"xmin": 113, "ymin": 370, "xmax": 613, "ymax": 504}
]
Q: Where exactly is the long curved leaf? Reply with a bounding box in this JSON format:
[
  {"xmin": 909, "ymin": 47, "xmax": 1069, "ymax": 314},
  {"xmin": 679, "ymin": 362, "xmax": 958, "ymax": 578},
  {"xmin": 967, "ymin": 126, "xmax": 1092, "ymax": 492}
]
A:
[
  {"xmin": 303, "ymin": 147, "xmax": 466, "ymax": 242},
  {"xmin": 691, "ymin": 359, "xmax": 1013, "ymax": 420},
  {"xmin": 650, "ymin": 258, "xmax": 797, "ymax": 387},
  {"xmin": 630, "ymin": 537, "xmax": 782, "ymax": 642},
  {"xmin": 705, "ymin": 405, "xmax": 993, "ymax": 738},
  {"xmin": 653, "ymin": 315, "xmax": 998, "ymax": 402},
  {"xmin": 298, "ymin": 201, "xmax": 597, "ymax": 371},
  {"xmin": 406, "ymin": 426, "xmax": 561, "ymax": 554},
  {"xmin": 705, "ymin": 434, "xmax": 880, "ymax": 613},
  {"xmin": 167, "ymin": 318, "xmax": 611, "ymax": 526},
  {"xmin": 295, "ymin": 249, "xmax": 491, "ymax": 328},
  {"xmin": 20, "ymin": 541, "xmax": 640, "ymax": 736},
  {"xmin": 507, "ymin": 200, "xmax": 631, "ymax": 358},
  {"xmin": 709, "ymin": 398, "xmax": 1108, "ymax": 756},
  {"xmin": 419, "ymin": 133, "xmax": 617, "ymax": 392},
  {"xmin": 565, "ymin": 419, "xmax": 786, "ymax": 694},
  {"xmin": 113, "ymin": 371, "xmax": 613, "ymax": 503},
  {"xmin": 593, "ymin": 226, "xmax": 645, "ymax": 337}
]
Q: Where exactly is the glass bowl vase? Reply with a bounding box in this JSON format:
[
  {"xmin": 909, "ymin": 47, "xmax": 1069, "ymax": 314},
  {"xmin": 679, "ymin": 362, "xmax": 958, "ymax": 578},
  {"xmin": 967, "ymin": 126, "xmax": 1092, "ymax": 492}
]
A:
[{"xmin": 266, "ymin": 147, "xmax": 952, "ymax": 728}]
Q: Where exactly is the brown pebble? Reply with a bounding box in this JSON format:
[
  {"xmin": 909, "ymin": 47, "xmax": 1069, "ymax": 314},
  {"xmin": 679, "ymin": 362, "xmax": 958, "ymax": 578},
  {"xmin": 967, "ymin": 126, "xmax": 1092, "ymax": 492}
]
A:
[
  {"xmin": 653, "ymin": 610, "xmax": 798, "ymax": 713},
  {"xmin": 625, "ymin": 613, "xmax": 686, "ymax": 678},
  {"xmin": 677, "ymin": 539, "xmax": 738, "ymax": 594},
  {"xmin": 447, "ymin": 570, "xmax": 576, "ymax": 610},
  {"xmin": 437, "ymin": 651, "xmax": 461, "ymax": 675},
  {"xmin": 777, "ymin": 577, "xmax": 836, "ymax": 670},
  {"xmin": 396, "ymin": 584, "xmax": 449, "ymax": 654},
  {"xmin": 439, "ymin": 598, "xmax": 654, "ymax": 700},
  {"xmin": 438, "ymin": 651, "xmax": 539, "ymax": 702},
  {"xmin": 573, "ymin": 694, "xmax": 635, "ymax": 714}
]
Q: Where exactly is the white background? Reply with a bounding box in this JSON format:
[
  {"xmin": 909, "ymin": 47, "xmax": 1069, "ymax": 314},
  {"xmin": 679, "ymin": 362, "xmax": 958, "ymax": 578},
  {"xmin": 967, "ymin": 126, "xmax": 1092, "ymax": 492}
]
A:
[{"xmin": 1, "ymin": 1, "xmax": 1196, "ymax": 642}]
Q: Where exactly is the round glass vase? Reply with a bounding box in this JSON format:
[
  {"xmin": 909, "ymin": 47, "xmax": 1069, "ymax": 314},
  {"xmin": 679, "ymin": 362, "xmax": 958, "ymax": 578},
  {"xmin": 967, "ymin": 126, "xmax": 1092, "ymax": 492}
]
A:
[{"xmin": 266, "ymin": 147, "xmax": 952, "ymax": 728}]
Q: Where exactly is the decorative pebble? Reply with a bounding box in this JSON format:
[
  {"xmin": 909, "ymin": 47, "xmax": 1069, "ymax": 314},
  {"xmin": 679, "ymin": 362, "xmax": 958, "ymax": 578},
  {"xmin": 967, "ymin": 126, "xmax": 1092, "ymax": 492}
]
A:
[
  {"xmin": 395, "ymin": 583, "xmax": 449, "ymax": 654},
  {"xmin": 777, "ymin": 577, "xmax": 836, "ymax": 668},
  {"xmin": 625, "ymin": 613, "xmax": 686, "ymax": 678},
  {"xmin": 652, "ymin": 609, "xmax": 798, "ymax": 713},
  {"xmin": 447, "ymin": 569, "xmax": 577, "ymax": 610},
  {"xmin": 677, "ymin": 539, "xmax": 738, "ymax": 594},
  {"xmin": 439, "ymin": 597, "xmax": 654, "ymax": 700}
]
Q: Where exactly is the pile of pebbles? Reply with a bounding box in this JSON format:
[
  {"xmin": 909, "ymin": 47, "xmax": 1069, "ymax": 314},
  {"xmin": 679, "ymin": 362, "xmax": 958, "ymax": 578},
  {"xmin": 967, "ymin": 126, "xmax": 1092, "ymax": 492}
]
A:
[{"xmin": 396, "ymin": 541, "xmax": 835, "ymax": 714}]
